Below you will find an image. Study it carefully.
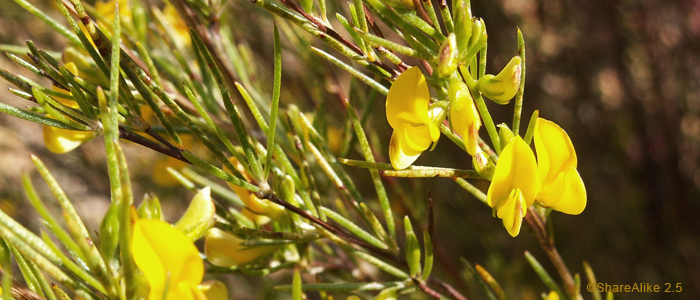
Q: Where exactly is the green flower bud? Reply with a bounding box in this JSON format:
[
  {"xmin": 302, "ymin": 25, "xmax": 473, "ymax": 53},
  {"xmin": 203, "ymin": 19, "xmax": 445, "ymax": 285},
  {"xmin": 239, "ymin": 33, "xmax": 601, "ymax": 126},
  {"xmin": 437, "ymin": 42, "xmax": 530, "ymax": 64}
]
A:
[
  {"xmin": 98, "ymin": 203, "xmax": 120, "ymax": 261},
  {"xmin": 454, "ymin": 0, "xmax": 473, "ymax": 57},
  {"xmin": 498, "ymin": 123, "xmax": 515, "ymax": 150},
  {"xmin": 137, "ymin": 193, "xmax": 162, "ymax": 220},
  {"xmin": 461, "ymin": 18, "xmax": 486, "ymax": 61},
  {"xmin": 472, "ymin": 149, "xmax": 495, "ymax": 180},
  {"xmin": 403, "ymin": 216, "xmax": 421, "ymax": 277},
  {"xmin": 437, "ymin": 33, "xmax": 459, "ymax": 78},
  {"xmin": 476, "ymin": 56, "xmax": 522, "ymax": 104},
  {"xmin": 175, "ymin": 187, "xmax": 216, "ymax": 241}
]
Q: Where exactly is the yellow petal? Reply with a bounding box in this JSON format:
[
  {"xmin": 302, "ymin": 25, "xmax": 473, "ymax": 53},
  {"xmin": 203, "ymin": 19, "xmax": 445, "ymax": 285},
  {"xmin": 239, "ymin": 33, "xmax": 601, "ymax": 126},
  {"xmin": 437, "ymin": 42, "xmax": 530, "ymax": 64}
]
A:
[
  {"xmin": 449, "ymin": 79, "xmax": 481, "ymax": 155},
  {"xmin": 163, "ymin": 4, "xmax": 191, "ymax": 47},
  {"xmin": 476, "ymin": 56, "xmax": 522, "ymax": 104},
  {"xmin": 223, "ymin": 157, "xmax": 285, "ymax": 219},
  {"xmin": 389, "ymin": 123, "xmax": 432, "ymax": 170},
  {"xmin": 132, "ymin": 219, "xmax": 203, "ymax": 300},
  {"xmin": 204, "ymin": 228, "xmax": 278, "ymax": 267},
  {"xmin": 496, "ymin": 188, "xmax": 527, "ymax": 237},
  {"xmin": 535, "ymin": 118, "xmax": 577, "ymax": 186},
  {"xmin": 152, "ymin": 157, "xmax": 188, "ymax": 187},
  {"xmin": 43, "ymin": 126, "xmax": 94, "ymax": 154},
  {"xmin": 386, "ymin": 67, "xmax": 430, "ymax": 129},
  {"xmin": 487, "ymin": 136, "xmax": 538, "ymax": 208},
  {"xmin": 538, "ymin": 168, "xmax": 587, "ymax": 215}
]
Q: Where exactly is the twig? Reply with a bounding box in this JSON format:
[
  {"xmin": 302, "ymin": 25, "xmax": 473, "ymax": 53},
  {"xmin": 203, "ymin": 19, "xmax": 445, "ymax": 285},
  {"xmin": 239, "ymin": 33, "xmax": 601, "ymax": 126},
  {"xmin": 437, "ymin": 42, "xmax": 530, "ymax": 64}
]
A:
[{"xmin": 524, "ymin": 207, "xmax": 581, "ymax": 300}]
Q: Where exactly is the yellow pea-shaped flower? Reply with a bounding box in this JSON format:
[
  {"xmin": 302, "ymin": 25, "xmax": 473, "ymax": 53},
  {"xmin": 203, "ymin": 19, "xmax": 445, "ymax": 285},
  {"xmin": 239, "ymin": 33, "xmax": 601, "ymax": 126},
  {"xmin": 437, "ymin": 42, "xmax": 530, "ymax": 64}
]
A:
[
  {"xmin": 476, "ymin": 56, "xmax": 522, "ymax": 104},
  {"xmin": 43, "ymin": 62, "xmax": 95, "ymax": 154},
  {"xmin": 386, "ymin": 67, "xmax": 440, "ymax": 170},
  {"xmin": 534, "ymin": 118, "xmax": 587, "ymax": 215},
  {"xmin": 487, "ymin": 136, "xmax": 538, "ymax": 237},
  {"xmin": 131, "ymin": 219, "xmax": 205, "ymax": 300},
  {"xmin": 204, "ymin": 228, "xmax": 279, "ymax": 267}
]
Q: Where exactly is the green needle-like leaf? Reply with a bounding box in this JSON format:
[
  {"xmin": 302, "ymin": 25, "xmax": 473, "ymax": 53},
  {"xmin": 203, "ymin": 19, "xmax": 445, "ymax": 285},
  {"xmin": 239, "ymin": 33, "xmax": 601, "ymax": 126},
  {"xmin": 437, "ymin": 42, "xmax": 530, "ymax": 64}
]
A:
[
  {"xmin": 264, "ymin": 24, "xmax": 283, "ymax": 179},
  {"xmin": 525, "ymin": 251, "xmax": 566, "ymax": 300},
  {"xmin": 319, "ymin": 207, "xmax": 388, "ymax": 250}
]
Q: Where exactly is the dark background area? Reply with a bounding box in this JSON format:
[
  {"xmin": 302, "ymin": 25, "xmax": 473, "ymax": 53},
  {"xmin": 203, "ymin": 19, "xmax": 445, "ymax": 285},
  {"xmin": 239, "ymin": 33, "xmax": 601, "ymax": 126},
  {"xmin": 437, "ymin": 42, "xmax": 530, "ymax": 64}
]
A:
[{"xmin": 1, "ymin": 0, "xmax": 699, "ymax": 299}]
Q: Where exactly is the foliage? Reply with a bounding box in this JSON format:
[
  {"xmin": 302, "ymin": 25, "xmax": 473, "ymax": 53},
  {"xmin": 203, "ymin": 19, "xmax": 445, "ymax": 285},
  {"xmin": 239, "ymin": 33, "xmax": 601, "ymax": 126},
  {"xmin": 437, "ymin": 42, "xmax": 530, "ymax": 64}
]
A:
[{"xmin": 0, "ymin": 0, "xmax": 607, "ymax": 298}]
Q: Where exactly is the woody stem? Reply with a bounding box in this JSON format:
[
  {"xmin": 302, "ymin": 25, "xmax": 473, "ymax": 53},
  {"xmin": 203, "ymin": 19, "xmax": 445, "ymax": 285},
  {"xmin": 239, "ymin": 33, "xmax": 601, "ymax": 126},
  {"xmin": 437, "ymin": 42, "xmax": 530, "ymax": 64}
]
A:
[{"xmin": 524, "ymin": 207, "xmax": 581, "ymax": 299}]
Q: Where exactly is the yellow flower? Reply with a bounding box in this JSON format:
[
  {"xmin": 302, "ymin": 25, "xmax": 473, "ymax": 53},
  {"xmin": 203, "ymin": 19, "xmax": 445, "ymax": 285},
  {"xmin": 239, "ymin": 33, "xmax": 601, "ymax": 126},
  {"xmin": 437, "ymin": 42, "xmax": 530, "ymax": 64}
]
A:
[
  {"xmin": 487, "ymin": 119, "xmax": 587, "ymax": 237},
  {"xmin": 204, "ymin": 228, "xmax": 279, "ymax": 267},
  {"xmin": 43, "ymin": 63, "xmax": 95, "ymax": 154},
  {"xmin": 386, "ymin": 67, "xmax": 440, "ymax": 170},
  {"xmin": 448, "ymin": 77, "xmax": 481, "ymax": 155},
  {"xmin": 131, "ymin": 219, "xmax": 207, "ymax": 300},
  {"xmin": 224, "ymin": 157, "xmax": 285, "ymax": 223},
  {"xmin": 95, "ymin": 0, "xmax": 132, "ymax": 25},
  {"xmin": 534, "ymin": 118, "xmax": 587, "ymax": 214},
  {"xmin": 486, "ymin": 136, "xmax": 538, "ymax": 237},
  {"xmin": 476, "ymin": 56, "xmax": 522, "ymax": 104},
  {"xmin": 163, "ymin": 3, "xmax": 191, "ymax": 47}
]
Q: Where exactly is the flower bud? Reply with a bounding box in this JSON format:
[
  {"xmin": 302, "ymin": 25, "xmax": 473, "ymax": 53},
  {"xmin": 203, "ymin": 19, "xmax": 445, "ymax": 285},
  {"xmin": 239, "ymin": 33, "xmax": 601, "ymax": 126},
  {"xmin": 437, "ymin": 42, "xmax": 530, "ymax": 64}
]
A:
[
  {"xmin": 204, "ymin": 228, "xmax": 278, "ymax": 267},
  {"xmin": 175, "ymin": 187, "xmax": 216, "ymax": 241},
  {"xmin": 137, "ymin": 193, "xmax": 162, "ymax": 220},
  {"xmin": 476, "ymin": 56, "xmax": 522, "ymax": 104},
  {"xmin": 498, "ymin": 123, "xmax": 515, "ymax": 150},
  {"xmin": 197, "ymin": 281, "xmax": 229, "ymax": 300},
  {"xmin": 472, "ymin": 149, "xmax": 495, "ymax": 180},
  {"xmin": 436, "ymin": 33, "xmax": 459, "ymax": 78},
  {"xmin": 403, "ymin": 216, "xmax": 421, "ymax": 277},
  {"xmin": 98, "ymin": 203, "xmax": 120, "ymax": 261},
  {"xmin": 448, "ymin": 77, "xmax": 481, "ymax": 155},
  {"xmin": 454, "ymin": 0, "xmax": 473, "ymax": 57}
]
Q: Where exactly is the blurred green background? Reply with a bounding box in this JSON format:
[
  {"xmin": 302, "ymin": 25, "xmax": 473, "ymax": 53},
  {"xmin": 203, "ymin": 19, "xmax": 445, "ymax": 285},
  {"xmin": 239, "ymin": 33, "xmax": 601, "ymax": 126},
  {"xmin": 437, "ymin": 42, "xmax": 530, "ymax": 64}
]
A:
[{"xmin": 1, "ymin": 0, "xmax": 699, "ymax": 299}]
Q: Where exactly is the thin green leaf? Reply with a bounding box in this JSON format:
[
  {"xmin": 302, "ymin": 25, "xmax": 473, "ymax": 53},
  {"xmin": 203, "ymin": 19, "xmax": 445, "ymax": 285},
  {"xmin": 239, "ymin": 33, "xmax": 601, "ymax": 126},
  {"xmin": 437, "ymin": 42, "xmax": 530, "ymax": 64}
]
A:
[
  {"xmin": 454, "ymin": 178, "xmax": 488, "ymax": 205},
  {"xmin": 311, "ymin": 47, "xmax": 389, "ymax": 96},
  {"xmin": 345, "ymin": 100, "xmax": 395, "ymax": 240},
  {"xmin": 512, "ymin": 28, "xmax": 527, "ymax": 135},
  {"xmin": 523, "ymin": 110, "xmax": 539, "ymax": 145},
  {"xmin": 275, "ymin": 281, "xmax": 404, "ymax": 291},
  {"xmin": 264, "ymin": 24, "xmax": 283, "ymax": 179},
  {"xmin": 190, "ymin": 28, "xmax": 264, "ymax": 182},
  {"xmin": 421, "ymin": 230, "xmax": 434, "ymax": 281},
  {"xmin": 11, "ymin": 245, "xmax": 45, "ymax": 298},
  {"xmin": 319, "ymin": 207, "xmax": 388, "ymax": 250},
  {"xmin": 583, "ymin": 261, "xmax": 601, "ymax": 300},
  {"xmin": 525, "ymin": 251, "xmax": 566, "ymax": 300},
  {"xmin": 21, "ymin": 173, "xmax": 86, "ymax": 266},
  {"xmin": 292, "ymin": 267, "xmax": 302, "ymax": 300},
  {"xmin": 461, "ymin": 258, "xmax": 498, "ymax": 300}
]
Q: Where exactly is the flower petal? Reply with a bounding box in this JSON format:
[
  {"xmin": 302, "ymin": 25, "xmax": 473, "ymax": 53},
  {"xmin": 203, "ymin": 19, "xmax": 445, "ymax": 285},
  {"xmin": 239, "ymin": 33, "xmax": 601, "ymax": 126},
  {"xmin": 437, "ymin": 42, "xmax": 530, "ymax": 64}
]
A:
[
  {"xmin": 204, "ymin": 228, "xmax": 278, "ymax": 267},
  {"xmin": 496, "ymin": 188, "xmax": 527, "ymax": 237},
  {"xmin": 538, "ymin": 168, "xmax": 587, "ymax": 215},
  {"xmin": 487, "ymin": 136, "xmax": 538, "ymax": 208},
  {"xmin": 132, "ymin": 219, "xmax": 203, "ymax": 300},
  {"xmin": 535, "ymin": 118, "xmax": 577, "ymax": 186},
  {"xmin": 449, "ymin": 80, "xmax": 481, "ymax": 155},
  {"xmin": 389, "ymin": 123, "xmax": 429, "ymax": 170},
  {"xmin": 43, "ymin": 126, "xmax": 94, "ymax": 154},
  {"xmin": 386, "ymin": 67, "xmax": 430, "ymax": 129}
]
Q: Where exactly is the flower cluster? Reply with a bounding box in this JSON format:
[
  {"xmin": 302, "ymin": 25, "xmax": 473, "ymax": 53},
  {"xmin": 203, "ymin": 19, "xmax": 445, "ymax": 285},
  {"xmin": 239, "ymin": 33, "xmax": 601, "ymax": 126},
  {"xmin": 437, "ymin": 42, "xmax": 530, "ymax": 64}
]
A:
[{"xmin": 385, "ymin": 65, "xmax": 586, "ymax": 237}]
